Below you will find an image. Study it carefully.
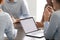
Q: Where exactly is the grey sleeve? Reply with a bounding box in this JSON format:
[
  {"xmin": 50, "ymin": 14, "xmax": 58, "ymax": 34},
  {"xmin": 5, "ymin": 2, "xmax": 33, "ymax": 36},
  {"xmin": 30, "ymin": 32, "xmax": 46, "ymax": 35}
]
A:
[
  {"xmin": 5, "ymin": 14, "xmax": 15, "ymax": 40},
  {"xmin": 44, "ymin": 13, "xmax": 58, "ymax": 39},
  {"xmin": 20, "ymin": 0, "xmax": 31, "ymax": 18}
]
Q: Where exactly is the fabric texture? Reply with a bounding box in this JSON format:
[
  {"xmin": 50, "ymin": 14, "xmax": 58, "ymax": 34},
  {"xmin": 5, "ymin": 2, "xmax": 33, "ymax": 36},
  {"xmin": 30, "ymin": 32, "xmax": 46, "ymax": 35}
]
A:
[
  {"xmin": 0, "ymin": 11, "xmax": 15, "ymax": 40},
  {"xmin": 2, "ymin": 0, "xmax": 31, "ymax": 19},
  {"xmin": 44, "ymin": 10, "xmax": 60, "ymax": 40}
]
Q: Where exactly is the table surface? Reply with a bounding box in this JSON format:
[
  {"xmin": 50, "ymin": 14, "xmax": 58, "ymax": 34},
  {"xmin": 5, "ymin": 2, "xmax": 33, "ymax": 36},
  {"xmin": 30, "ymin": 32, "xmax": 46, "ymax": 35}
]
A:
[{"xmin": 4, "ymin": 23, "xmax": 46, "ymax": 40}]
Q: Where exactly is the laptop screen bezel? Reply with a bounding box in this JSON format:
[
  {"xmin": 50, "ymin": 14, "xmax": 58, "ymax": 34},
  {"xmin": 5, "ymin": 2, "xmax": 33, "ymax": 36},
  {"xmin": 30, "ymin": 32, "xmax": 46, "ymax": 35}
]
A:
[{"xmin": 20, "ymin": 17, "xmax": 39, "ymax": 34}]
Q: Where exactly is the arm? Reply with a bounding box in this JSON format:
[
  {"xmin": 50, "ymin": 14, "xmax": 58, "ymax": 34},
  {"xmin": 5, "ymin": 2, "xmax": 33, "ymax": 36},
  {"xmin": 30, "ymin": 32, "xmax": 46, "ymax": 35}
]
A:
[
  {"xmin": 20, "ymin": 0, "xmax": 31, "ymax": 18},
  {"xmin": 12, "ymin": 0, "xmax": 30, "ymax": 23},
  {"xmin": 36, "ymin": 5, "xmax": 54, "ymax": 28},
  {"xmin": 36, "ymin": 12, "xmax": 44, "ymax": 28},
  {"xmin": 44, "ymin": 13, "xmax": 58, "ymax": 39},
  {"xmin": 43, "ymin": 5, "xmax": 53, "ymax": 21},
  {"xmin": 13, "ymin": 0, "xmax": 31, "ymax": 23},
  {"xmin": 5, "ymin": 14, "xmax": 16, "ymax": 40}
]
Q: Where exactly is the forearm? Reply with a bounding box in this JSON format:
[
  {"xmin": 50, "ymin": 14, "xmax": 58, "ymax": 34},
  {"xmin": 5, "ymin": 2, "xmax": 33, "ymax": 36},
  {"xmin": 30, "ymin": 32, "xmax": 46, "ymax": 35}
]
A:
[
  {"xmin": 6, "ymin": 15, "xmax": 16, "ymax": 40},
  {"xmin": 11, "ymin": 16, "xmax": 20, "ymax": 24}
]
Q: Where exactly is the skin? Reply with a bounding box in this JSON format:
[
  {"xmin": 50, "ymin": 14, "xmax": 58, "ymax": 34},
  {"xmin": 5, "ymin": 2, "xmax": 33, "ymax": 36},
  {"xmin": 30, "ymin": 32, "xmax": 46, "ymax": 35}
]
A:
[
  {"xmin": 43, "ymin": 5, "xmax": 53, "ymax": 21},
  {"xmin": 0, "ymin": 0, "xmax": 4, "ymax": 5},
  {"xmin": 36, "ymin": 0, "xmax": 54, "ymax": 28},
  {"xmin": 9, "ymin": 0, "xmax": 14, "ymax": 2},
  {"xmin": 52, "ymin": 0, "xmax": 60, "ymax": 11},
  {"xmin": 46, "ymin": 0, "xmax": 52, "ymax": 5},
  {"xmin": 43, "ymin": 0, "xmax": 53, "ymax": 21},
  {"xmin": 0, "ymin": 0, "xmax": 4, "ymax": 12}
]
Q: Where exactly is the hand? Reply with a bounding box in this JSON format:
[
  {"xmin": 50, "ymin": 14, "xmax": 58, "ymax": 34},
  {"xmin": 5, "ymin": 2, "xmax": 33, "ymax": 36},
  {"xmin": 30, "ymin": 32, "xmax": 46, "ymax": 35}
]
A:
[
  {"xmin": 36, "ymin": 22, "xmax": 43, "ymax": 28},
  {"xmin": 43, "ymin": 5, "xmax": 54, "ymax": 21},
  {"xmin": 11, "ymin": 16, "xmax": 20, "ymax": 24},
  {"xmin": 14, "ymin": 19, "xmax": 20, "ymax": 23},
  {"xmin": 46, "ymin": 5, "xmax": 54, "ymax": 13}
]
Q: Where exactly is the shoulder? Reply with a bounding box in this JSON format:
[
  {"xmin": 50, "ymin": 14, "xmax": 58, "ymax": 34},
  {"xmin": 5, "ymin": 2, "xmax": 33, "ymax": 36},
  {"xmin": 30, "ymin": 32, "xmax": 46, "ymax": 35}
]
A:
[
  {"xmin": 0, "ymin": 12, "xmax": 9, "ymax": 16},
  {"xmin": 0, "ymin": 12, "xmax": 11, "ymax": 22},
  {"xmin": 52, "ymin": 10, "xmax": 60, "ymax": 16},
  {"xmin": 3, "ymin": 12, "xmax": 10, "ymax": 16},
  {"xmin": 50, "ymin": 10, "xmax": 60, "ymax": 20},
  {"xmin": 1, "ymin": 12, "xmax": 11, "ymax": 19},
  {"xmin": 3, "ymin": 12, "xmax": 12, "ymax": 22}
]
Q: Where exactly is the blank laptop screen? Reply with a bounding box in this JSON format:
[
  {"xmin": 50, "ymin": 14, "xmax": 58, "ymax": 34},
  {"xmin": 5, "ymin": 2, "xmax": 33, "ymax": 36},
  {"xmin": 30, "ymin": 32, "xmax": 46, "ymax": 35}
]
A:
[{"xmin": 20, "ymin": 17, "xmax": 37, "ymax": 33}]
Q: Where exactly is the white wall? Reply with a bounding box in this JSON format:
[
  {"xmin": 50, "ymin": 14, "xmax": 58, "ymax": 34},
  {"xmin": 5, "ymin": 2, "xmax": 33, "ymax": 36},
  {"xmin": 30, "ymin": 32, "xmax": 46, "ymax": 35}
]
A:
[
  {"xmin": 26, "ymin": 0, "xmax": 36, "ymax": 20},
  {"xmin": 36, "ymin": 0, "xmax": 46, "ymax": 22},
  {"xmin": 26, "ymin": 0, "xmax": 46, "ymax": 22}
]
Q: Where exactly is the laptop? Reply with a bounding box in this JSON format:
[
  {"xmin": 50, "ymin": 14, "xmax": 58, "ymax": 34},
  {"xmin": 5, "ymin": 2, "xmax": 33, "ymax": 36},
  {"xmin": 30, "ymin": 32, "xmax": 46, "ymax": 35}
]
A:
[{"xmin": 20, "ymin": 17, "xmax": 44, "ymax": 38}]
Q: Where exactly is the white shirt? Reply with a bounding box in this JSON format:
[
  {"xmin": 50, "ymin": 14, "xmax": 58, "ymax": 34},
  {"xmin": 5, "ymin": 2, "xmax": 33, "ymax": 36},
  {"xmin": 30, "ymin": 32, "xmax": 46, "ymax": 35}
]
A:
[
  {"xmin": 0, "ymin": 11, "xmax": 15, "ymax": 40},
  {"xmin": 2, "ymin": 0, "xmax": 30, "ymax": 19},
  {"xmin": 44, "ymin": 10, "xmax": 60, "ymax": 40}
]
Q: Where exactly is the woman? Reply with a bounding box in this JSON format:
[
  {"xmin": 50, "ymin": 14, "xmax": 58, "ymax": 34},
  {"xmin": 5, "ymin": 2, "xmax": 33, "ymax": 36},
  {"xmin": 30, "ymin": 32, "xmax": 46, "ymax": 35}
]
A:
[
  {"xmin": 0, "ymin": 0, "xmax": 16, "ymax": 40},
  {"xmin": 36, "ymin": 0, "xmax": 54, "ymax": 28},
  {"xmin": 44, "ymin": 0, "xmax": 60, "ymax": 40}
]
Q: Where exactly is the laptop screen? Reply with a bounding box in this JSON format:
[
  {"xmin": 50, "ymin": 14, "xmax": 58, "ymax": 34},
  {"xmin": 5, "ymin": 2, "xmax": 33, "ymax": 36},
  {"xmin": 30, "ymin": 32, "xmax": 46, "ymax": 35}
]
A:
[{"xmin": 20, "ymin": 17, "xmax": 38, "ymax": 33}]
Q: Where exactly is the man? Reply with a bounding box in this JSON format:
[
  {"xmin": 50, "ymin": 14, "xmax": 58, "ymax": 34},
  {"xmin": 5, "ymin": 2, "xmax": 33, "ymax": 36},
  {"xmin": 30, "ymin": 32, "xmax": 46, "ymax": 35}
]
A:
[
  {"xmin": 0, "ymin": 0, "xmax": 16, "ymax": 40},
  {"xmin": 2, "ymin": 0, "xmax": 30, "ymax": 24},
  {"xmin": 2, "ymin": 0, "xmax": 31, "ymax": 30},
  {"xmin": 44, "ymin": 0, "xmax": 60, "ymax": 40}
]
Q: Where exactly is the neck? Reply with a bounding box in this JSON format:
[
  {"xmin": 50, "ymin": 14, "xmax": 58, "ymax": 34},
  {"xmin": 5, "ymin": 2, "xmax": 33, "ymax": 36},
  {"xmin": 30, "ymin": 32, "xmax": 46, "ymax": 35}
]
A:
[
  {"xmin": 56, "ymin": 7, "xmax": 60, "ymax": 11},
  {"xmin": 9, "ymin": 0, "xmax": 14, "ymax": 3},
  {"xmin": 55, "ymin": 4, "xmax": 60, "ymax": 11}
]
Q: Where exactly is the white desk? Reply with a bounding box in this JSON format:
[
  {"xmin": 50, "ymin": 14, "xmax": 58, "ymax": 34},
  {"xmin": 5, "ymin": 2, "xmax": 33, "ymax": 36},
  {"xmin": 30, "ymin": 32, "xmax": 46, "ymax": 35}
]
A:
[{"xmin": 23, "ymin": 36, "xmax": 46, "ymax": 40}]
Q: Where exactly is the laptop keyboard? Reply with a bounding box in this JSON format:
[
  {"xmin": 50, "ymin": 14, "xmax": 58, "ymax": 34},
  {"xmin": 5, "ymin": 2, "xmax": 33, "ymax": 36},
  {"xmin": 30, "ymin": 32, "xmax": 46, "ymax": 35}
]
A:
[{"xmin": 26, "ymin": 29, "xmax": 44, "ymax": 37}]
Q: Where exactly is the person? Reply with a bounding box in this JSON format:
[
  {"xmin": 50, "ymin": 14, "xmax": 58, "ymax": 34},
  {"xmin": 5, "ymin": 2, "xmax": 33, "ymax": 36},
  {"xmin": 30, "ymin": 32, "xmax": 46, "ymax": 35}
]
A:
[
  {"xmin": 0, "ymin": 0, "xmax": 16, "ymax": 40},
  {"xmin": 44, "ymin": 0, "xmax": 60, "ymax": 40},
  {"xmin": 2, "ymin": 0, "xmax": 30, "ymax": 24},
  {"xmin": 36, "ymin": 0, "xmax": 54, "ymax": 28}
]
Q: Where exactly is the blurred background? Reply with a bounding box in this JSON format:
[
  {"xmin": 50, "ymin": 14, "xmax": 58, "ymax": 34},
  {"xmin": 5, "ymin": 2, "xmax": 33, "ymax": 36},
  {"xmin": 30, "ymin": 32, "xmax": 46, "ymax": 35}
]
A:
[{"xmin": 26, "ymin": 0, "xmax": 46, "ymax": 22}]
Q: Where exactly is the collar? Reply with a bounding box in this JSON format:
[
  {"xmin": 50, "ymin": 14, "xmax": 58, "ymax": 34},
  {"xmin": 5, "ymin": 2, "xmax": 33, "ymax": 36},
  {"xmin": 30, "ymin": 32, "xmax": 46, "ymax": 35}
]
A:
[{"xmin": 7, "ymin": 0, "xmax": 17, "ymax": 3}]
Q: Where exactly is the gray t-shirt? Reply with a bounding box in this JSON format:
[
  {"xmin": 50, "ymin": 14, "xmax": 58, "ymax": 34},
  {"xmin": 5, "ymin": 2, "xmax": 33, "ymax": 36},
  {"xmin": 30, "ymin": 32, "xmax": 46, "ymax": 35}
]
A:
[
  {"xmin": 2, "ymin": 0, "xmax": 30, "ymax": 19},
  {"xmin": 0, "ymin": 11, "xmax": 15, "ymax": 40},
  {"xmin": 44, "ymin": 10, "xmax": 60, "ymax": 40}
]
